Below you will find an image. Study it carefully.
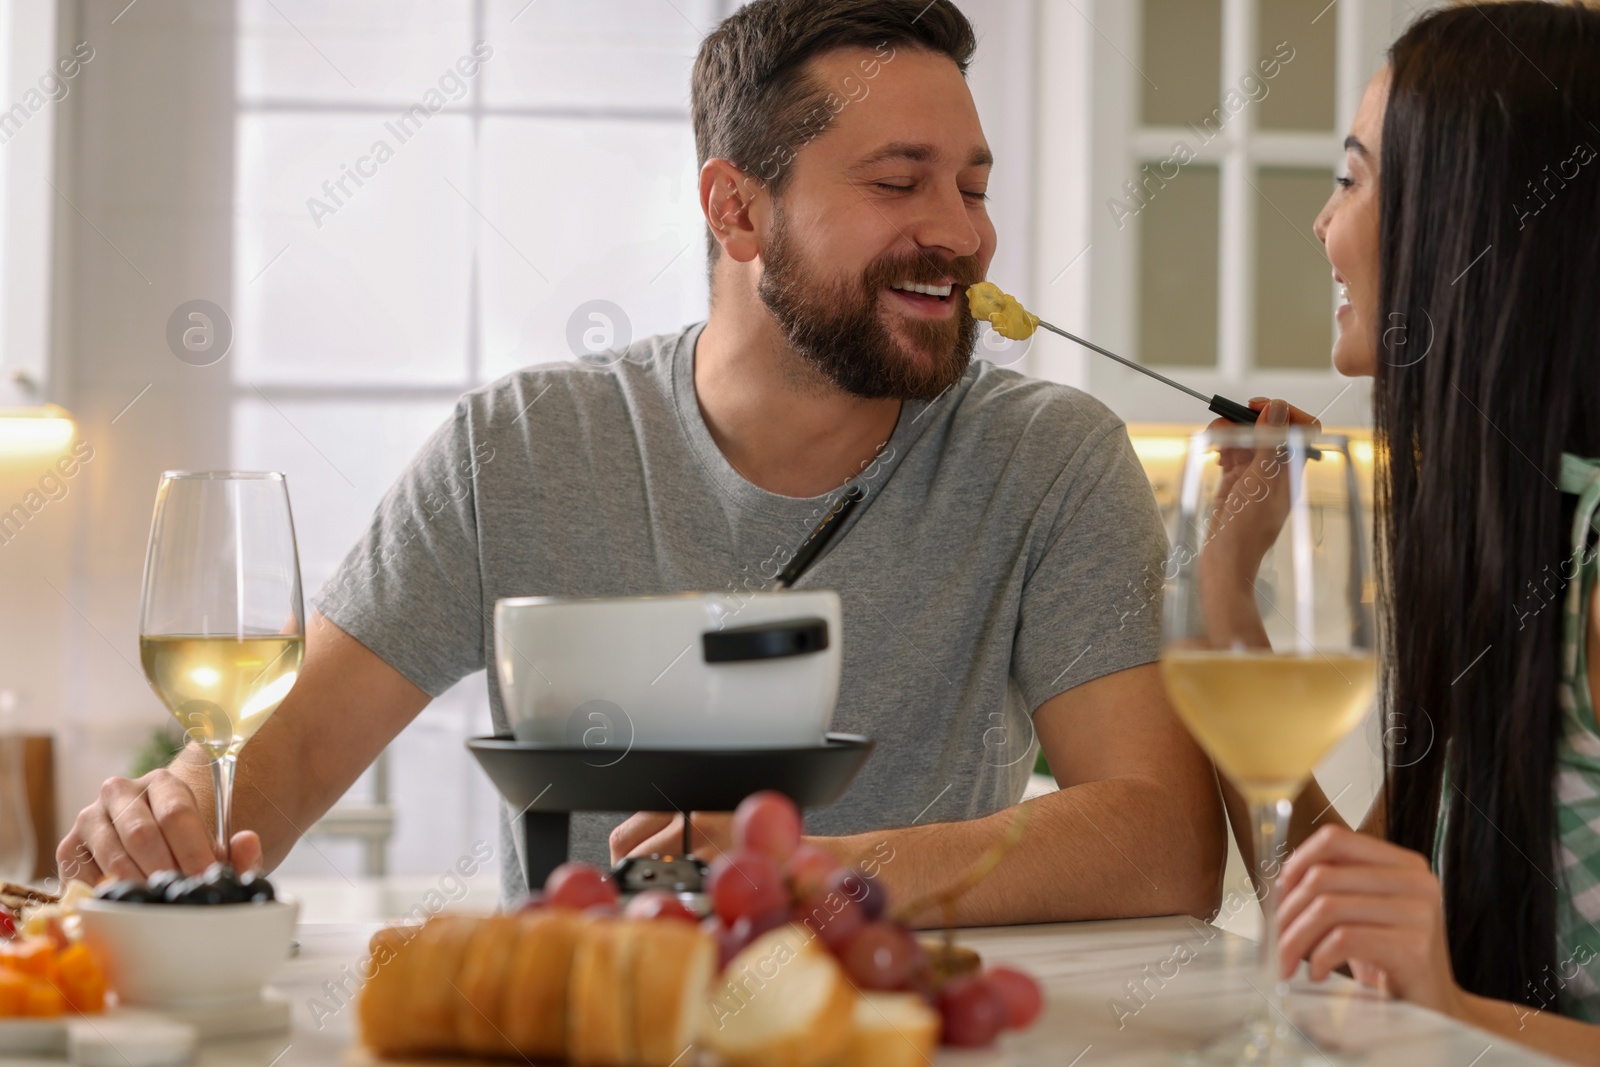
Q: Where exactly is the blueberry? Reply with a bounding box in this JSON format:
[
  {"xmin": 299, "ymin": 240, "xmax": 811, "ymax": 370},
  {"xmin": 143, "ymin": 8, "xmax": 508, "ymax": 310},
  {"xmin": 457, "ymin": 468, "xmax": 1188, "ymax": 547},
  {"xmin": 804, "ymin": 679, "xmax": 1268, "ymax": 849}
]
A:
[
  {"xmin": 146, "ymin": 870, "xmax": 181, "ymax": 897},
  {"xmin": 240, "ymin": 871, "xmax": 275, "ymax": 903},
  {"xmin": 175, "ymin": 879, "xmax": 228, "ymax": 905},
  {"xmin": 94, "ymin": 880, "xmax": 144, "ymax": 902},
  {"xmin": 200, "ymin": 862, "xmax": 236, "ymax": 885},
  {"xmin": 163, "ymin": 875, "xmax": 202, "ymax": 904}
]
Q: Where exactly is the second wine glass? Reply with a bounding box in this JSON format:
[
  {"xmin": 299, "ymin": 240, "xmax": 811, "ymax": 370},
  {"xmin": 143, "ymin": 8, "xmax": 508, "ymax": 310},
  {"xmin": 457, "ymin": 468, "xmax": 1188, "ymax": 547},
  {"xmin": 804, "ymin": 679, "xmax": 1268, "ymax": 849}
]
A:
[{"xmin": 1162, "ymin": 426, "xmax": 1375, "ymax": 1063}]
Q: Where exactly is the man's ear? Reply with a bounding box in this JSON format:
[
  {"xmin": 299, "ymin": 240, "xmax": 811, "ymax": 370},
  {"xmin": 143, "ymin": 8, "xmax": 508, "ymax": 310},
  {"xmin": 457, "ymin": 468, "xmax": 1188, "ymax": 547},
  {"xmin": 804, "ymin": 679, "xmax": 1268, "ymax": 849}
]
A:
[{"xmin": 701, "ymin": 158, "xmax": 764, "ymax": 265}]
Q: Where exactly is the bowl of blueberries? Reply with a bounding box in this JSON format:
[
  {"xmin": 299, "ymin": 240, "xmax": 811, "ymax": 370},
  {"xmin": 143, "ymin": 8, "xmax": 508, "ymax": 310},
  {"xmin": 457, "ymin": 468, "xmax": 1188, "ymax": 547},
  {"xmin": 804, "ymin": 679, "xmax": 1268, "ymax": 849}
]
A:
[{"xmin": 77, "ymin": 864, "xmax": 298, "ymax": 1008}]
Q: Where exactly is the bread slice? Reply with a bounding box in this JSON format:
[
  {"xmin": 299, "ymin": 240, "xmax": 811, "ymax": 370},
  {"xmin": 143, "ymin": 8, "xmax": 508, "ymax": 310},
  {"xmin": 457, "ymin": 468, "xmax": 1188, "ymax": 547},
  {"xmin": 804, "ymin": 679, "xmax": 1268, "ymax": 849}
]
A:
[
  {"xmin": 500, "ymin": 909, "xmax": 582, "ymax": 1060},
  {"xmin": 454, "ymin": 914, "xmax": 520, "ymax": 1056},
  {"xmin": 406, "ymin": 916, "xmax": 478, "ymax": 1051},
  {"xmin": 568, "ymin": 918, "xmax": 639, "ymax": 1066},
  {"xmin": 631, "ymin": 920, "xmax": 716, "ymax": 1067},
  {"xmin": 838, "ymin": 992, "xmax": 940, "ymax": 1067},
  {"xmin": 701, "ymin": 924, "xmax": 855, "ymax": 1067},
  {"xmin": 357, "ymin": 925, "xmax": 418, "ymax": 1055}
]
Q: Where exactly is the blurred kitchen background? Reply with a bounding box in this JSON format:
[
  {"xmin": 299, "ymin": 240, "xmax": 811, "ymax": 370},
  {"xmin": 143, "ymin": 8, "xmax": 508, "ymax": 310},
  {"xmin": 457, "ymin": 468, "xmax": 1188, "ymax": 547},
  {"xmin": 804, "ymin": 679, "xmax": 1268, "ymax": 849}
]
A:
[{"xmin": 0, "ymin": 0, "xmax": 1436, "ymax": 920}]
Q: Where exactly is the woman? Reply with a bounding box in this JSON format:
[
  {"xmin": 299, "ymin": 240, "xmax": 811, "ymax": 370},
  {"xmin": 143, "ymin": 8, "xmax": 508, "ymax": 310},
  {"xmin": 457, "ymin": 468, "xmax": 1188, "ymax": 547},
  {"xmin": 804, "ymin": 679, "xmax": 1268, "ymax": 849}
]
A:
[{"xmin": 1214, "ymin": 2, "xmax": 1600, "ymax": 1060}]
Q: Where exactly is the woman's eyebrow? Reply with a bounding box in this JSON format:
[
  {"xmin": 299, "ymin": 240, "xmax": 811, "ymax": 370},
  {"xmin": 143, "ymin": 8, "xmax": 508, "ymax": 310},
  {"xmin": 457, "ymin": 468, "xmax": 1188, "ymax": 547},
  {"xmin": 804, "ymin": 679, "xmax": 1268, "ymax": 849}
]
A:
[{"xmin": 1344, "ymin": 135, "xmax": 1370, "ymax": 157}]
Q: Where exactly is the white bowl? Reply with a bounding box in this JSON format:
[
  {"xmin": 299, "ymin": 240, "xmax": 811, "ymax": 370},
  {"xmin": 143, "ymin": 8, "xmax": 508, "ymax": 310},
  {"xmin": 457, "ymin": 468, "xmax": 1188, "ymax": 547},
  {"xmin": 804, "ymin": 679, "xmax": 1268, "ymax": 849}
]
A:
[
  {"xmin": 495, "ymin": 590, "xmax": 842, "ymax": 750},
  {"xmin": 77, "ymin": 898, "xmax": 299, "ymax": 1008}
]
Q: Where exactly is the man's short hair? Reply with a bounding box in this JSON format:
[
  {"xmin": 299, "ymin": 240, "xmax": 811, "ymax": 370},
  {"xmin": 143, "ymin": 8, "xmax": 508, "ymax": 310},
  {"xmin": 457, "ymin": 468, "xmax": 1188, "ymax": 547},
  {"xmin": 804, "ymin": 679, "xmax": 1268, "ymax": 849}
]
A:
[{"xmin": 691, "ymin": 0, "xmax": 977, "ymax": 263}]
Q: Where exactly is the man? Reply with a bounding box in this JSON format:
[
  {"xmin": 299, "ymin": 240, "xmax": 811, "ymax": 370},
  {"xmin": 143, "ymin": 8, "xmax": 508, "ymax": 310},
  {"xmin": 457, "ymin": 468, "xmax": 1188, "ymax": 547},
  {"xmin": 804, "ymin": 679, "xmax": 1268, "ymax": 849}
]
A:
[{"xmin": 60, "ymin": 0, "xmax": 1223, "ymax": 925}]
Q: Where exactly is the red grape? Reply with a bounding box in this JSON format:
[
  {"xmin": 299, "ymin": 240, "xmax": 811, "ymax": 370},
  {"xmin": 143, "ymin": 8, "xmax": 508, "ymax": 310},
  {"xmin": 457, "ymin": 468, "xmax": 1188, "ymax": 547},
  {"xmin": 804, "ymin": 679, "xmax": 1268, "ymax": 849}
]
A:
[
  {"xmin": 986, "ymin": 967, "xmax": 1043, "ymax": 1029},
  {"xmin": 624, "ymin": 889, "xmax": 699, "ymax": 925},
  {"xmin": 0, "ymin": 905, "xmax": 13, "ymax": 939},
  {"xmin": 732, "ymin": 906, "xmax": 792, "ymax": 944},
  {"xmin": 544, "ymin": 862, "xmax": 619, "ymax": 910},
  {"xmin": 825, "ymin": 868, "xmax": 887, "ymax": 921},
  {"xmin": 795, "ymin": 891, "xmax": 865, "ymax": 950},
  {"xmin": 839, "ymin": 922, "xmax": 919, "ymax": 991},
  {"xmin": 937, "ymin": 975, "xmax": 1007, "ymax": 1048},
  {"xmin": 732, "ymin": 791, "xmax": 802, "ymax": 862},
  {"xmin": 785, "ymin": 844, "xmax": 838, "ymax": 899},
  {"xmin": 704, "ymin": 915, "xmax": 752, "ymax": 970},
  {"xmin": 708, "ymin": 849, "xmax": 787, "ymax": 925}
]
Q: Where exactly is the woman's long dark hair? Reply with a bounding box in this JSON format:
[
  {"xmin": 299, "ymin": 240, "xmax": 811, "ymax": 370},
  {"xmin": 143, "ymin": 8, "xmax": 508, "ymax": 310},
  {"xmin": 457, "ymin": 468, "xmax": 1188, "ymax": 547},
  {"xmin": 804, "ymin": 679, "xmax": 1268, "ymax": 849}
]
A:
[{"xmin": 1378, "ymin": 1, "xmax": 1600, "ymax": 1011}]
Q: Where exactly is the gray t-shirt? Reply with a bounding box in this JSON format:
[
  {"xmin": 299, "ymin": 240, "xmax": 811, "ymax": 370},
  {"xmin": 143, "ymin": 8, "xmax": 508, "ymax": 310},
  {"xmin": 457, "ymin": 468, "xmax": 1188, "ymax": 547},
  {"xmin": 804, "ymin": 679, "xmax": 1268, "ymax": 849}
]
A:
[{"xmin": 314, "ymin": 322, "xmax": 1166, "ymax": 900}]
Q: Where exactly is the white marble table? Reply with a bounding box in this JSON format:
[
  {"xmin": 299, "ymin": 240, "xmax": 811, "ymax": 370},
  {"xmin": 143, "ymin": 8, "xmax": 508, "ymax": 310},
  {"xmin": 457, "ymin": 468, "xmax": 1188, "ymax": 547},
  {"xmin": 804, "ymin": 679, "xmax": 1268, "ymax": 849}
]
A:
[{"xmin": 156, "ymin": 914, "xmax": 1563, "ymax": 1067}]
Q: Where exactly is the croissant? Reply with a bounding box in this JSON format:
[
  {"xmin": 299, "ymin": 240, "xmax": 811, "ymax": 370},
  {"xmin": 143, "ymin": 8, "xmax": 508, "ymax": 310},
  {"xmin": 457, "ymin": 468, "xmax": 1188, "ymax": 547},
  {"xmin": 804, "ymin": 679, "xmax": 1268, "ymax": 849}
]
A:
[{"xmin": 357, "ymin": 910, "xmax": 713, "ymax": 1067}]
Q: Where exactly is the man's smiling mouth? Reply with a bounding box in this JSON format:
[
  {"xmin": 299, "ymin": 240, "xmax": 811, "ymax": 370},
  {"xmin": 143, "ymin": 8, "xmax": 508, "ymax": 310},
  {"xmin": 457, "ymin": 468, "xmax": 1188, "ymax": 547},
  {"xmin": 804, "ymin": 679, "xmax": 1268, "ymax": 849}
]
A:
[
  {"xmin": 884, "ymin": 279, "xmax": 961, "ymax": 316},
  {"xmin": 889, "ymin": 280, "xmax": 954, "ymax": 298}
]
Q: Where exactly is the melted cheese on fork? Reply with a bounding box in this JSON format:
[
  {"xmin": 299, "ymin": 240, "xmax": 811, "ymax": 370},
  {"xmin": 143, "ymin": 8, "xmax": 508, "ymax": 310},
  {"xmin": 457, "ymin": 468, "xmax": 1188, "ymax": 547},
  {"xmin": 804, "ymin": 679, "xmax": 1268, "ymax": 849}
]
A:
[{"xmin": 966, "ymin": 281, "xmax": 1040, "ymax": 341}]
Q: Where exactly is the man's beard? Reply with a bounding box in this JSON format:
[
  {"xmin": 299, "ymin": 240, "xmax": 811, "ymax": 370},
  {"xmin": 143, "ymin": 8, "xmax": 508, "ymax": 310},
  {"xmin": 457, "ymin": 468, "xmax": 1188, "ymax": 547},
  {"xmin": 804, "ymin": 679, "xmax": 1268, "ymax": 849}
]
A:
[{"xmin": 756, "ymin": 207, "xmax": 983, "ymax": 401}]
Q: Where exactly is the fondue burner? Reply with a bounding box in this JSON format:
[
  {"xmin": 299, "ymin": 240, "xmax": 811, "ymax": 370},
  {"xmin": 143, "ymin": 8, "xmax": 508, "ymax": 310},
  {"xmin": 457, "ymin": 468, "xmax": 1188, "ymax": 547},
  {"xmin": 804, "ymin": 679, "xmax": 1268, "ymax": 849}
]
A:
[{"xmin": 466, "ymin": 733, "xmax": 875, "ymax": 892}]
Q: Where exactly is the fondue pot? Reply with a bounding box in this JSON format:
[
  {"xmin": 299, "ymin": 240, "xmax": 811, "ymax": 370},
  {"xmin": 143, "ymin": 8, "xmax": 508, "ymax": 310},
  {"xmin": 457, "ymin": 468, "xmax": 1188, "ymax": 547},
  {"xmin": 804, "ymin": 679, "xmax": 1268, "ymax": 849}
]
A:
[
  {"xmin": 494, "ymin": 590, "xmax": 842, "ymax": 751},
  {"xmin": 469, "ymin": 486, "xmax": 875, "ymax": 891}
]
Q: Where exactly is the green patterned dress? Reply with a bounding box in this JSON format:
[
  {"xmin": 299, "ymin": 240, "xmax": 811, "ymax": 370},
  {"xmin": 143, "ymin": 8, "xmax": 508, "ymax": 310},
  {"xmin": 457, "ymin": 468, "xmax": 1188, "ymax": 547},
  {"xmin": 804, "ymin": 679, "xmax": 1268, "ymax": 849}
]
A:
[
  {"xmin": 1547, "ymin": 453, "xmax": 1600, "ymax": 1021},
  {"xmin": 1430, "ymin": 454, "xmax": 1600, "ymax": 1021}
]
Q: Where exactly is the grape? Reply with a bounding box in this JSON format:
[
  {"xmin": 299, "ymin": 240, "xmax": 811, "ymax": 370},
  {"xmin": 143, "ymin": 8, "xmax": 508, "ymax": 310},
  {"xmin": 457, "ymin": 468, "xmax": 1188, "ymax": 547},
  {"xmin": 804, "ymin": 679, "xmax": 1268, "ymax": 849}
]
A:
[
  {"xmin": 624, "ymin": 889, "xmax": 699, "ymax": 925},
  {"xmin": 937, "ymin": 975, "xmax": 1006, "ymax": 1048},
  {"xmin": 795, "ymin": 892, "xmax": 865, "ymax": 951},
  {"xmin": 583, "ymin": 902, "xmax": 620, "ymax": 919},
  {"xmin": 544, "ymin": 862, "xmax": 619, "ymax": 911},
  {"xmin": 0, "ymin": 905, "xmax": 13, "ymax": 939},
  {"xmin": 839, "ymin": 922, "xmax": 918, "ymax": 991},
  {"xmin": 732, "ymin": 791, "xmax": 802, "ymax": 862},
  {"xmin": 824, "ymin": 868, "xmax": 887, "ymax": 921},
  {"xmin": 732, "ymin": 906, "xmax": 792, "ymax": 944},
  {"xmin": 708, "ymin": 850, "xmax": 787, "ymax": 925},
  {"xmin": 785, "ymin": 844, "xmax": 839, "ymax": 899},
  {"xmin": 704, "ymin": 916, "xmax": 751, "ymax": 970},
  {"xmin": 986, "ymin": 967, "xmax": 1043, "ymax": 1029}
]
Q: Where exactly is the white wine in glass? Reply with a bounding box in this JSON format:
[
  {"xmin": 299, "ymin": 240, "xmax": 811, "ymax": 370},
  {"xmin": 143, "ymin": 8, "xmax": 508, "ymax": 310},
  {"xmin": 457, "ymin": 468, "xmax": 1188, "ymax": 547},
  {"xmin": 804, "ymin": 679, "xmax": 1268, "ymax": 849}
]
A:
[
  {"xmin": 1162, "ymin": 427, "xmax": 1375, "ymax": 1064},
  {"xmin": 139, "ymin": 472, "xmax": 305, "ymax": 861}
]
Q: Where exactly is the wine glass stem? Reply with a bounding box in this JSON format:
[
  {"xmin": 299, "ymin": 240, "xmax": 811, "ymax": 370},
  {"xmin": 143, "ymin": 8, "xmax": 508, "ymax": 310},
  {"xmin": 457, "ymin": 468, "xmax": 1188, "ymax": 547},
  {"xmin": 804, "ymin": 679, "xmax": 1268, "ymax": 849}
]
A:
[
  {"xmin": 1253, "ymin": 795, "xmax": 1294, "ymax": 1010},
  {"xmin": 211, "ymin": 753, "xmax": 237, "ymax": 862}
]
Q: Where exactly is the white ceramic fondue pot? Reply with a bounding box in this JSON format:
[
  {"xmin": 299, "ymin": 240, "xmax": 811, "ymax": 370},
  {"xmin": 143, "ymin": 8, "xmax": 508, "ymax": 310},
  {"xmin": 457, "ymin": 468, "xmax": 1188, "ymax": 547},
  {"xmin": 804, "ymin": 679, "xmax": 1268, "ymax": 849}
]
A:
[{"xmin": 494, "ymin": 590, "xmax": 842, "ymax": 751}]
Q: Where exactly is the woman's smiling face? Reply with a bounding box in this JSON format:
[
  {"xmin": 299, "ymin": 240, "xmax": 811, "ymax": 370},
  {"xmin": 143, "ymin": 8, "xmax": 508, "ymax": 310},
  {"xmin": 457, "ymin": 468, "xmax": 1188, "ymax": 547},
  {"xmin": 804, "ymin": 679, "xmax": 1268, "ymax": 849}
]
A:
[{"xmin": 1314, "ymin": 68, "xmax": 1388, "ymax": 378}]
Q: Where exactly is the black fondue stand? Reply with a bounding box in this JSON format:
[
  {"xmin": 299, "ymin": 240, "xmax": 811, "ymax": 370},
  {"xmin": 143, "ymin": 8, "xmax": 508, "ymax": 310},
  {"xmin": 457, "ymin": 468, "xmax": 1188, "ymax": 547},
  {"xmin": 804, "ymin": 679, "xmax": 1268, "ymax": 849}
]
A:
[{"xmin": 467, "ymin": 486, "xmax": 873, "ymax": 892}]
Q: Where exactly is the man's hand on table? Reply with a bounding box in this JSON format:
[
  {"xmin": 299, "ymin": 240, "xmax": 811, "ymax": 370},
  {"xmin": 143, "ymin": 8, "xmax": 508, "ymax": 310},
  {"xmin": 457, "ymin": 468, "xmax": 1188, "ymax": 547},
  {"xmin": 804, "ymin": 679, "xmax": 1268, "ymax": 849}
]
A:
[
  {"xmin": 57, "ymin": 760, "xmax": 263, "ymax": 885},
  {"xmin": 609, "ymin": 811, "xmax": 733, "ymax": 863}
]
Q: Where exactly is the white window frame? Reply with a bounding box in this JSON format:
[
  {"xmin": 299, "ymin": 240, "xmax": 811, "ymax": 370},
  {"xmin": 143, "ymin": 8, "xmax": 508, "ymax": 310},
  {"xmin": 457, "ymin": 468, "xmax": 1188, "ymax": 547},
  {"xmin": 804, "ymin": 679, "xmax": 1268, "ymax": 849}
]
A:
[{"xmin": 1030, "ymin": 0, "xmax": 1405, "ymax": 427}]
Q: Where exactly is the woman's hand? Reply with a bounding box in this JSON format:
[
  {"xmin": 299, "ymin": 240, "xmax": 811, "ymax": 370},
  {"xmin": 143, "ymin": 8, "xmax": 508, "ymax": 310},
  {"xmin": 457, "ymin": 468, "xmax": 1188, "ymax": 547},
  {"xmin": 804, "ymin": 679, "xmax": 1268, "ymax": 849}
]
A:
[
  {"xmin": 1276, "ymin": 825, "xmax": 1466, "ymax": 1017},
  {"xmin": 1195, "ymin": 398, "xmax": 1320, "ymax": 648},
  {"xmin": 1203, "ymin": 398, "xmax": 1321, "ymax": 572}
]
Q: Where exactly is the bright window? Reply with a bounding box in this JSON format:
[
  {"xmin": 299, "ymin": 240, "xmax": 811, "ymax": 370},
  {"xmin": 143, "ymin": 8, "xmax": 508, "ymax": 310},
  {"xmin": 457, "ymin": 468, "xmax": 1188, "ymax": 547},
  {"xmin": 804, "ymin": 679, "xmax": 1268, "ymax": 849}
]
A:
[
  {"xmin": 230, "ymin": 0, "xmax": 722, "ymax": 878},
  {"xmin": 1038, "ymin": 0, "xmax": 1394, "ymax": 425}
]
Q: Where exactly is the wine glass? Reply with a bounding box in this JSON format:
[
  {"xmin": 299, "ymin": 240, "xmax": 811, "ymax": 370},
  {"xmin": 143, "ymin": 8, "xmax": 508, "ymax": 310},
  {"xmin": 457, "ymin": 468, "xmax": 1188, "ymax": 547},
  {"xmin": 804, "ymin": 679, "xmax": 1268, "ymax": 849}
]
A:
[
  {"xmin": 138, "ymin": 472, "xmax": 305, "ymax": 863},
  {"xmin": 1162, "ymin": 426, "xmax": 1375, "ymax": 1063}
]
